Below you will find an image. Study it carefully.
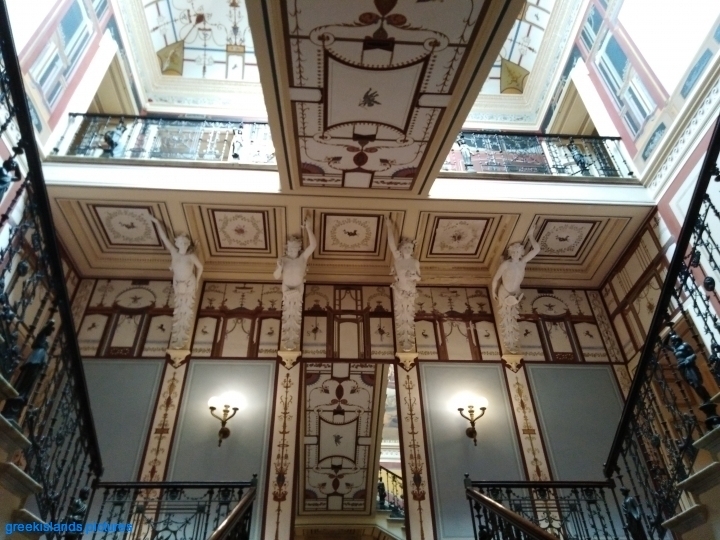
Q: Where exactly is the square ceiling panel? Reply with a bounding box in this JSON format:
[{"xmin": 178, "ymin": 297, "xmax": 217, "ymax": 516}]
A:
[
  {"xmin": 524, "ymin": 215, "xmax": 631, "ymax": 269},
  {"xmin": 537, "ymin": 219, "xmax": 597, "ymax": 258},
  {"xmin": 322, "ymin": 214, "xmax": 382, "ymax": 255},
  {"xmin": 212, "ymin": 210, "xmax": 268, "ymax": 250},
  {"xmin": 185, "ymin": 204, "xmax": 283, "ymax": 259},
  {"xmin": 90, "ymin": 204, "xmax": 162, "ymax": 248},
  {"xmin": 417, "ymin": 211, "xmax": 509, "ymax": 263},
  {"xmin": 429, "ymin": 217, "xmax": 489, "ymax": 256},
  {"xmin": 304, "ymin": 208, "xmax": 404, "ymax": 262}
]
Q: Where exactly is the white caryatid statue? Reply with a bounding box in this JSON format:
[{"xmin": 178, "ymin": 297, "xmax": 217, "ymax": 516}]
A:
[
  {"xmin": 149, "ymin": 216, "xmax": 203, "ymax": 350},
  {"xmin": 274, "ymin": 219, "xmax": 316, "ymax": 351},
  {"xmin": 387, "ymin": 219, "xmax": 421, "ymax": 352},
  {"xmin": 491, "ymin": 225, "xmax": 540, "ymax": 353}
]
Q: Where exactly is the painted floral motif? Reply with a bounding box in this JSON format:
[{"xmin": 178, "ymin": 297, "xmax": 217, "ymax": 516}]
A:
[
  {"xmin": 431, "ymin": 218, "xmax": 488, "ymax": 255},
  {"xmin": 95, "ymin": 207, "xmax": 159, "ymax": 245},
  {"xmin": 215, "ymin": 211, "xmax": 266, "ymax": 249}
]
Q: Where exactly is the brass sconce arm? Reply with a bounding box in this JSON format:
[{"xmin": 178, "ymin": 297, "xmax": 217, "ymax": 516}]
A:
[
  {"xmin": 209, "ymin": 404, "xmax": 240, "ymax": 447},
  {"xmin": 458, "ymin": 404, "xmax": 487, "ymax": 446}
]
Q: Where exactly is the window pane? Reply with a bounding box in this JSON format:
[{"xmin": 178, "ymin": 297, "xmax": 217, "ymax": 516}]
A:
[{"xmin": 605, "ymin": 36, "xmax": 628, "ymax": 77}]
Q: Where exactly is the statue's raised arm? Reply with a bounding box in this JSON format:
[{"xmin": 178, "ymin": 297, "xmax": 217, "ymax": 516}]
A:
[
  {"xmin": 301, "ymin": 219, "xmax": 317, "ymax": 261},
  {"xmin": 387, "ymin": 218, "xmax": 400, "ymax": 258},
  {"xmin": 522, "ymin": 224, "xmax": 540, "ymax": 263},
  {"xmin": 149, "ymin": 215, "xmax": 175, "ymax": 254}
]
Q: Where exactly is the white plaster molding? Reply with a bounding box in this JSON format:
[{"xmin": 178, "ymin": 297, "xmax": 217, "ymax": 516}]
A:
[
  {"xmin": 465, "ymin": 0, "xmax": 585, "ymax": 129},
  {"xmin": 646, "ymin": 55, "xmax": 720, "ymax": 201},
  {"xmin": 277, "ymin": 349, "xmax": 302, "ymax": 369}
]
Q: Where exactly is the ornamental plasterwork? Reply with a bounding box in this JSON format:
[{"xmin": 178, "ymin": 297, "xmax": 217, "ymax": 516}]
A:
[
  {"xmin": 214, "ymin": 210, "xmax": 267, "ymax": 249},
  {"xmin": 300, "ymin": 362, "xmax": 383, "ymax": 514},
  {"xmin": 430, "ymin": 218, "xmax": 488, "ymax": 255},
  {"xmin": 481, "ymin": 0, "xmax": 556, "ymax": 95},
  {"xmin": 465, "ymin": 0, "xmax": 584, "ymax": 128},
  {"xmin": 143, "ymin": 0, "xmax": 257, "ymax": 81},
  {"xmin": 114, "ymin": 0, "xmax": 266, "ymax": 116},
  {"xmin": 324, "ymin": 215, "xmax": 379, "ymax": 253},
  {"xmin": 277, "ymin": 0, "xmax": 491, "ymax": 189},
  {"xmin": 538, "ymin": 222, "xmax": 593, "ymax": 257},
  {"xmin": 94, "ymin": 206, "xmax": 160, "ymax": 246}
]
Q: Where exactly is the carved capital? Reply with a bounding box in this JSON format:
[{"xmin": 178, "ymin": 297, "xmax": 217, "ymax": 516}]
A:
[
  {"xmin": 396, "ymin": 351, "xmax": 418, "ymax": 371},
  {"xmin": 166, "ymin": 348, "xmax": 191, "ymax": 368},
  {"xmin": 278, "ymin": 349, "xmax": 302, "ymax": 369},
  {"xmin": 502, "ymin": 354, "xmax": 524, "ymax": 373}
]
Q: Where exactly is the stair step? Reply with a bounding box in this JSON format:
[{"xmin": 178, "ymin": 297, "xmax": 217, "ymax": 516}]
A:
[
  {"xmin": 694, "ymin": 424, "xmax": 720, "ymax": 462},
  {"xmin": 677, "ymin": 461, "xmax": 720, "ymax": 497},
  {"xmin": 662, "ymin": 503, "xmax": 708, "ymax": 535},
  {"xmin": 0, "ymin": 415, "xmax": 30, "ymax": 463}
]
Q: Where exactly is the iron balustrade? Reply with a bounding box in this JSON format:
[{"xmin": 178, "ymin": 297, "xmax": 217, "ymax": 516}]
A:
[
  {"xmin": 87, "ymin": 480, "xmax": 257, "ymax": 540},
  {"xmin": 465, "ymin": 478, "xmax": 628, "ymax": 540},
  {"xmin": 444, "ymin": 131, "xmax": 635, "ymax": 179},
  {"xmin": 602, "ymin": 114, "xmax": 720, "ymax": 538},
  {"xmin": 377, "ymin": 465, "xmax": 405, "ymax": 521},
  {"xmin": 465, "ymin": 482, "xmax": 557, "ymax": 540},
  {"xmin": 0, "ymin": 0, "xmax": 102, "ymax": 529},
  {"xmin": 51, "ymin": 113, "xmax": 276, "ymax": 165}
]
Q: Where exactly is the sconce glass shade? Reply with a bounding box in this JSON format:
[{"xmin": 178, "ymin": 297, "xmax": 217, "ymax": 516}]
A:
[
  {"xmin": 474, "ymin": 396, "xmax": 489, "ymax": 410},
  {"xmin": 208, "ymin": 391, "xmax": 247, "ymax": 411},
  {"xmin": 449, "ymin": 391, "xmax": 489, "ymax": 413}
]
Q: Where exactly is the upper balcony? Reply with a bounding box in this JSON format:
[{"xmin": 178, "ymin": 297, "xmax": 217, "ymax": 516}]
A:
[{"xmin": 49, "ymin": 113, "xmax": 638, "ymax": 188}]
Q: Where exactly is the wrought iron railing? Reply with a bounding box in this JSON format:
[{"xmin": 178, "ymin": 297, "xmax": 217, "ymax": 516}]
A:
[
  {"xmin": 465, "ymin": 477, "xmax": 629, "ymax": 540},
  {"xmin": 84, "ymin": 480, "xmax": 256, "ymax": 540},
  {"xmin": 377, "ymin": 465, "xmax": 405, "ymax": 520},
  {"xmin": 602, "ymin": 114, "xmax": 720, "ymax": 538},
  {"xmin": 0, "ymin": 0, "xmax": 102, "ymax": 527},
  {"xmin": 51, "ymin": 113, "xmax": 276, "ymax": 165},
  {"xmin": 443, "ymin": 131, "xmax": 635, "ymax": 179},
  {"xmin": 465, "ymin": 481, "xmax": 557, "ymax": 540}
]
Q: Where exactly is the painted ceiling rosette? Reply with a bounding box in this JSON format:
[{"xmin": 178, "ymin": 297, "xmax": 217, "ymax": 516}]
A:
[{"xmin": 274, "ymin": 0, "xmax": 497, "ymax": 190}]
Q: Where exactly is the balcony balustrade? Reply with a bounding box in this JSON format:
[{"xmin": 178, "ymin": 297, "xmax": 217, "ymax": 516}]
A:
[
  {"xmin": 50, "ymin": 114, "xmax": 635, "ymax": 183},
  {"xmin": 444, "ymin": 131, "xmax": 635, "ymax": 180},
  {"xmin": 52, "ymin": 114, "xmax": 276, "ymax": 166}
]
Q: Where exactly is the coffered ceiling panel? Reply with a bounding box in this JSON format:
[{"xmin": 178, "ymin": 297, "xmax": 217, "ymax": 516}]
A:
[
  {"xmin": 183, "ymin": 203, "xmax": 285, "ymax": 259},
  {"xmin": 416, "ymin": 211, "xmax": 515, "ymax": 263},
  {"xmin": 523, "ymin": 214, "xmax": 631, "ymax": 268},
  {"xmin": 304, "ymin": 208, "xmax": 403, "ymax": 262},
  {"xmin": 55, "ymin": 199, "xmax": 173, "ymax": 258},
  {"xmin": 47, "ymin": 182, "xmax": 652, "ymax": 287}
]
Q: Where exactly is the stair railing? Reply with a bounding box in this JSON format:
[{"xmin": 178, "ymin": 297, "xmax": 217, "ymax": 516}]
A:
[
  {"xmin": 85, "ymin": 479, "xmax": 257, "ymax": 540},
  {"xmin": 0, "ymin": 0, "xmax": 103, "ymax": 527},
  {"xmin": 465, "ymin": 483, "xmax": 558, "ymax": 540},
  {"xmin": 208, "ymin": 486, "xmax": 257, "ymax": 540},
  {"xmin": 601, "ymin": 113, "xmax": 720, "ymax": 538},
  {"xmin": 465, "ymin": 476, "xmax": 630, "ymax": 540},
  {"xmin": 377, "ymin": 465, "xmax": 405, "ymax": 520}
]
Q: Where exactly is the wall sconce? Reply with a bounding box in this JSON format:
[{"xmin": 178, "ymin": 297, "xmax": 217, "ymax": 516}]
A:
[
  {"xmin": 457, "ymin": 396, "xmax": 488, "ymax": 446},
  {"xmin": 208, "ymin": 391, "xmax": 246, "ymax": 447}
]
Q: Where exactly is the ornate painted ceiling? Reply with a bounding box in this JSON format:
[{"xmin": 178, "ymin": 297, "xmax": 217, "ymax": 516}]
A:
[
  {"xmin": 143, "ymin": 0, "xmax": 257, "ymax": 81},
  {"xmin": 481, "ymin": 0, "xmax": 556, "ymax": 95},
  {"xmin": 246, "ymin": 0, "xmax": 524, "ymax": 192},
  {"xmin": 114, "ymin": 0, "xmax": 581, "ymax": 128}
]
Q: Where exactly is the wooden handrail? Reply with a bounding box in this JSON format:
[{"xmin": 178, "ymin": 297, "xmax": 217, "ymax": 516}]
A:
[
  {"xmin": 94, "ymin": 481, "xmax": 254, "ymax": 489},
  {"xmin": 466, "ymin": 487, "xmax": 557, "ymax": 540},
  {"xmin": 469, "ymin": 480, "xmax": 614, "ymax": 489},
  {"xmin": 207, "ymin": 487, "xmax": 256, "ymax": 540}
]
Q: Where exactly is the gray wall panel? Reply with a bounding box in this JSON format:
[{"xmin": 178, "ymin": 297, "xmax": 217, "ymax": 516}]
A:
[
  {"xmin": 83, "ymin": 359, "xmax": 163, "ymax": 481},
  {"xmin": 420, "ymin": 363, "xmax": 523, "ymax": 540},
  {"xmin": 526, "ymin": 365, "xmax": 623, "ymax": 481},
  {"xmin": 168, "ymin": 360, "xmax": 275, "ymax": 540}
]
